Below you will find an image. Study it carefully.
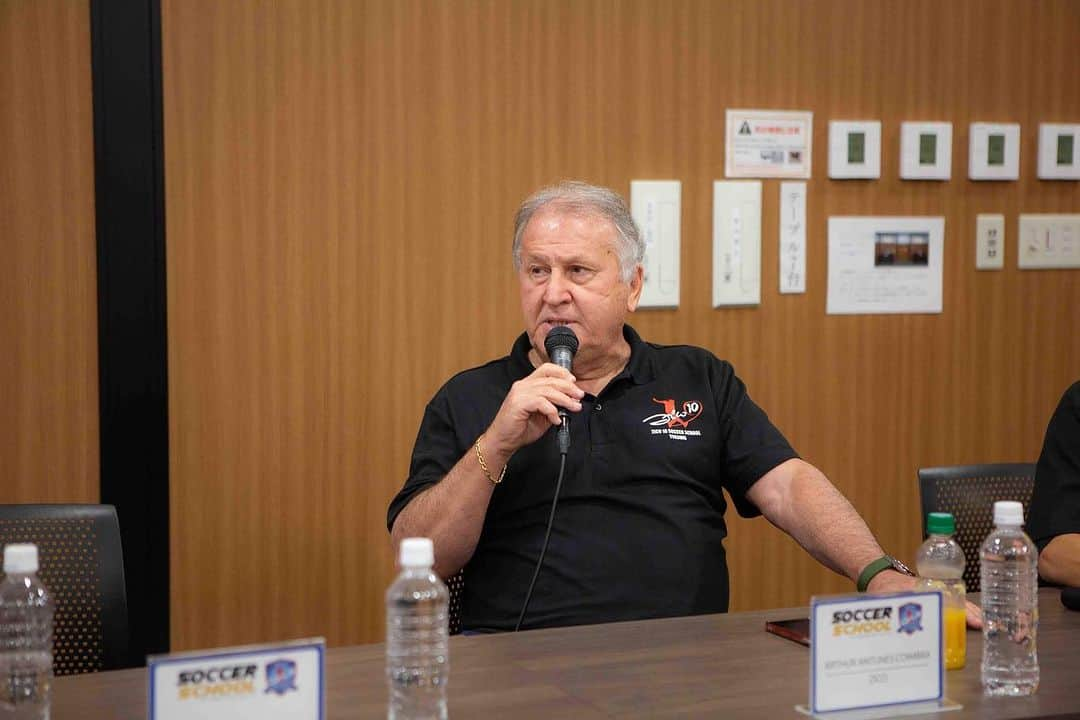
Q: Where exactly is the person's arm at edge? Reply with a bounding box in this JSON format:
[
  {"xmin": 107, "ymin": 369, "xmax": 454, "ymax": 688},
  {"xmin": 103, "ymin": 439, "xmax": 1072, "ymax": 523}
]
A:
[
  {"xmin": 746, "ymin": 458, "xmax": 983, "ymax": 628},
  {"xmin": 1039, "ymin": 533, "xmax": 1080, "ymax": 587}
]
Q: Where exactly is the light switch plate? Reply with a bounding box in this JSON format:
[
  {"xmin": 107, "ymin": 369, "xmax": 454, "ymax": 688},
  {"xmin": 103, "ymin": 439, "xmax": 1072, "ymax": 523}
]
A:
[
  {"xmin": 1018, "ymin": 214, "xmax": 1080, "ymax": 268},
  {"xmin": 1037, "ymin": 124, "xmax": 1080, "ymax": 180},
  {"xmin": 969, "ymin": 123, "xmax": 1020, "ymax": 181},
  {"xmin": 829, "ymin": 121, "xmax": 881, "ymax": 179},
  {"xmin": 975, "ymin": 214, "xmax": 1005, "ymax": 269},
  {"xmin": 713, "ymin": 181, "xmax": 762, "ymax": 307},
  {"xmin": 900, "ymin": 122, "xmax": 952, "ymax": 180},
  {"xmin": 631, "ymin": 180, "xmax": 681, "ymax": 308}
]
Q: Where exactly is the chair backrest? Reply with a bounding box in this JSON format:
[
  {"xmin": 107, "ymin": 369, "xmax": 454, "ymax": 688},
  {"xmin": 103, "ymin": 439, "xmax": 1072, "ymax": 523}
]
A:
[
  {"xmin": 0, "ymin": 504, "xmax": 131, "ymax": 674},
  {"xmin": 446, "ymin": 570, "xmax": 464, "ymax": 636},
  {"xmin": 917, "ymin": 463, "xmax": 1036, "ymax": 593}
]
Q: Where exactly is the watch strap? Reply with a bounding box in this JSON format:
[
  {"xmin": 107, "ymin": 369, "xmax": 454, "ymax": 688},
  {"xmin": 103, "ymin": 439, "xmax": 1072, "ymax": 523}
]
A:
[{"xmin": 856, "ymin": 556, "xmax": 895, "ymax": 592}]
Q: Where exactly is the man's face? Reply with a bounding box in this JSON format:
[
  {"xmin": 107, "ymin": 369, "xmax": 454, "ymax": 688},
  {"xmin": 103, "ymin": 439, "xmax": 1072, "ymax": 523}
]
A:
[{"xmin": 518, "ymin": 207, "xmax": 642, "ymax": 367}]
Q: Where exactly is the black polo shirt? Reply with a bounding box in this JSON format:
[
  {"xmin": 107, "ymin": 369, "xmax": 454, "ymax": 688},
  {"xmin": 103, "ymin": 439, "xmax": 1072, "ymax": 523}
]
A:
[
  {"xmin": 1028, "ymin": 381, "xmax": 1080, "ymax": 554},
  {"xmin": 387, "ymin": 325, "xmax": 798, "ymax": 631}
]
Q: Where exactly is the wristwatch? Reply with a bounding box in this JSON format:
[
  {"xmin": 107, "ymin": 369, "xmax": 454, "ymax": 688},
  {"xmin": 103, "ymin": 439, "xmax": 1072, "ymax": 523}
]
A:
[{"xmin": 856, "ymin": 555, "xmax": 915, "ymax": 592}]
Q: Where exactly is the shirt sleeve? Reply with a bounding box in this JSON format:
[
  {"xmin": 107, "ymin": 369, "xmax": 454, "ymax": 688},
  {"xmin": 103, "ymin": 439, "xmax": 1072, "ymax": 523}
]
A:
[
  {"xmin": 711, "ymin": 360, "xmax": 800, "ymax": 518},
  {"xmin": 1027, "ymin": 381, "xmax": 1080, "ymax": 551},
  {"xmin": 386, "ymin": 386, "xmax": 464, "ymax": 532}
]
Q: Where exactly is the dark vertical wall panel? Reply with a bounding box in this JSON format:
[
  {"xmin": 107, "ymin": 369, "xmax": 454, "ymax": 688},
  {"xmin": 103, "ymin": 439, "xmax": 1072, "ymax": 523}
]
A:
[{"xmin": 91, "ymin": 0, "xmax": 169, "ymax": 661}]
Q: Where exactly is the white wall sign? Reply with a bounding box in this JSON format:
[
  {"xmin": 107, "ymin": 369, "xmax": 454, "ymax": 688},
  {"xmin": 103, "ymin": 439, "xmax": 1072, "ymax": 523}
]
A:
[
  {"xmin": 726, "ymin": 109, "xmax": 813, "ymax": 179},
  {"xmin": 969, "ymin": 123, "xmax": 1020, "ymax": 180},
  {"xmin": 149, "ymin": 639, "xmax": 325, "ymax": 720},
  {"xmin": 829, "ymin": 121, "xmax": 881, "ymax": 179},
  {"xmin": 802, "ymin": 593, "xmax": 946, "ymax": 715},
  {"xmin": 1037, "ymin": 123, "xmax": 1080, "ymax": 180},
  {"xmin": 713, "ymin": 181, "xmax": 762, "ymax": 307},
  {"xmin": 900, "ymin": 122, "xmax": 952, "ymax": 180},
  {"xmin": 631, "ymin": 180, "xmax": 681, "ymax": 308},
  {"xmin": 827, "ymin": 216, "xmax": 945, "ymax": 315},
  {"xmin": 779, "ymin": 182, "xmax": 807, "ymax": 294}
]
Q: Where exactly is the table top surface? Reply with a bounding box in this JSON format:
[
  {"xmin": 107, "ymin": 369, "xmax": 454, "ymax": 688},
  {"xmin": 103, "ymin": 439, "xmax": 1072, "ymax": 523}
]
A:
[{"xmin": 57, "ymin": 588, "xmax": 1080, "ymax": 719}]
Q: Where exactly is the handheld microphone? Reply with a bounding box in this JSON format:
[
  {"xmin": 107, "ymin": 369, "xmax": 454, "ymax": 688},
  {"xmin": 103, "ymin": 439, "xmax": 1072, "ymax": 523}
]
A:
[
  {"xmin": 544, "ymin": 326, "xmax": 579, "ymax": 455},
  {"xmin": 1062, "ymin": 587, "xmax": 1080, "ymax": 612}
]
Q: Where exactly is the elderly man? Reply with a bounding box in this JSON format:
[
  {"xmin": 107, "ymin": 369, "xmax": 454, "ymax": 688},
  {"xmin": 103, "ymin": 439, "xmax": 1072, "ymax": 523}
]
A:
[{"xmin": 389, "ymin": 181, "xmax": 936, "ymax": 633}]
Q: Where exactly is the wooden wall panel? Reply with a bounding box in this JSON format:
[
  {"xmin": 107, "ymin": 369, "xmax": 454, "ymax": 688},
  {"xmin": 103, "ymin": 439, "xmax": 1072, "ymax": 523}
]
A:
[
  {"xmin": 164, "ymin": 0, "xmax": 1080, "ymax": 650},
  {"xmin": 0, "ymin": 1, "xmax": 98, "ymax": 504}
]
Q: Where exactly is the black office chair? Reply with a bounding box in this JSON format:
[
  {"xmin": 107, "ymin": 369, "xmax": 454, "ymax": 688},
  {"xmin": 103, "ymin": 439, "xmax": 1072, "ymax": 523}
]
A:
[
  {"xmin": 917, "ymin": 463, "xmax": 1036, "ymax": 593},
  {"xmin": 0, "ymin": 504, "xmax": 131, "ymax": 674}
]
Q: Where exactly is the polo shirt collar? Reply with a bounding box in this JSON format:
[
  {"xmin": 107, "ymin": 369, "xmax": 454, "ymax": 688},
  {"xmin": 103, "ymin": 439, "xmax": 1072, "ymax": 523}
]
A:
[{"xmin": 508, "ymin": 324, "xmax": 656, "ymax": 386}]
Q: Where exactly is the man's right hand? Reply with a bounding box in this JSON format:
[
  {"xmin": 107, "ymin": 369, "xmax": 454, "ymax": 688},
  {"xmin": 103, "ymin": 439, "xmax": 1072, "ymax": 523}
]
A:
[{"xmin": 483, "ymin": 363, "xmax": 584, "ymax": 457}]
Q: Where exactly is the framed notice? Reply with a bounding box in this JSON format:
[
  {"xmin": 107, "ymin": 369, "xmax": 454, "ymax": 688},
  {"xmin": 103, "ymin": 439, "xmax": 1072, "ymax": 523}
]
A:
[
  {"xmin": 827, "ymin": 216, "xmax": 945, "ymax": 315},
  {"xmin": 726, "ymin": 109, "xmax": 813, "ymax": 179}
]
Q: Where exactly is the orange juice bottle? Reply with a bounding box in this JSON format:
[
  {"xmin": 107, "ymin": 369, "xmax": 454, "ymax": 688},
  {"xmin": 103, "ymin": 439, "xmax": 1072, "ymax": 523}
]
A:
[{"xmin": 915, "ymin": 513, "xmax": 967, "ymax": 670}]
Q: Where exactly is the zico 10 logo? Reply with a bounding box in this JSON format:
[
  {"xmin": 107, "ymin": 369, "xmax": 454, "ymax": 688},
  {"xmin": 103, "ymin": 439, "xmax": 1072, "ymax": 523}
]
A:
[{"xmin": 176, "ymin": 659, "xmax": 298, "ymax": 700}]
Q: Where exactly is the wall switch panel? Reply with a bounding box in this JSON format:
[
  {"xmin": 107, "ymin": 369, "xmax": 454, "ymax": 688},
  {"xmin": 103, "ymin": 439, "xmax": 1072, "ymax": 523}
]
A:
[
  {"xmin": 631, "ymin": 180, "xmax": 681, "ymax": 308},
  {"xmin": 779, "ymin": 181, "xmax": 807, "ymax": 293},
  {"xmin": 975, "ymin": 214, "xmax": 1005, "ymax": 270},
  {"xmin": 713, "ymin": 181, "xmax": 762, "ymax": 307},
  {"xmin": 1018, "ymin": 214, "xmax": 1080, "ymax": 269}
]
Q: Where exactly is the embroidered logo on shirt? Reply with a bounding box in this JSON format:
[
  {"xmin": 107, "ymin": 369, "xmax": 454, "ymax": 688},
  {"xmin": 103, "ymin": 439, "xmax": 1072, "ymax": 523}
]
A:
[{"xmin": 642, "ymin": 398, "xmax": 703, "ymax": 440}]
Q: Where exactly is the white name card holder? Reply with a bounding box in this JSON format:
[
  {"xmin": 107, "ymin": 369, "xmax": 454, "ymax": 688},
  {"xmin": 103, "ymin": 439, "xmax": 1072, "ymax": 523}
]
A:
[
  {"xmin": 796, "ymin": 592, "xmax": 960, "ymax": 719},
  {"xmin": 148, "ymin": 637, "xmax": 325, "ymax": 720}
]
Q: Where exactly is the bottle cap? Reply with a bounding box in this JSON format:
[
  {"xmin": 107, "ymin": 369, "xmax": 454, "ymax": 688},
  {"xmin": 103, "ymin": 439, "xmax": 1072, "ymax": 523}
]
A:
[
  {"xmin": 926, "ymin": 512, "xmax": 955, "ymax": 535},
  {"xmin": 399, "ymin": 538, "xmax": 434, "ymax": 568},
  {"xmin": 993, "ymin": 500, "xmax": 1024, "ymax": 526},
  {"xmin": 3, "ymin": 544, "xmax": 39, "ymax": 574}
]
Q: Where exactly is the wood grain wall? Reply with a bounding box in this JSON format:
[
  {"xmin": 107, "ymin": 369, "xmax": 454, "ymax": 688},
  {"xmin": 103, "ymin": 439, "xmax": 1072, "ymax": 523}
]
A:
[
  {"xmin": 162, "ymin": 0, "xmax": 1080, "ymax": 650},
  {"xmin": 0, "ymin": 0, "xmax": 98, "ymax": 505}
]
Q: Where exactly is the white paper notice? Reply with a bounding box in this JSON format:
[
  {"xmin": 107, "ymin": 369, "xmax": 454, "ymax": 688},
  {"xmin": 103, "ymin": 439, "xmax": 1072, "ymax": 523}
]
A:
[
  {"xmin": 779, "ymin": 182, "xmax": 807, "ymax": 293},
  {"xmin": 827, "ymin": 217, "xmax": 945, "ymax": 315},
  {"xmin": 726, "ymin": 109, "xmax": 813, "ymax": 178}
]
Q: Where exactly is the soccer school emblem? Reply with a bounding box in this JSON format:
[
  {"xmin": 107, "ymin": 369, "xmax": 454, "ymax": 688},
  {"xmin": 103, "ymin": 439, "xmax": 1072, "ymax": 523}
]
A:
[
  {"xmin": 264, "ymin": 659, "xmax": 298, "ymax": 695},
  {"xmin": 897, "ymin": 603, "xmax": 924, "ymax": 635}
]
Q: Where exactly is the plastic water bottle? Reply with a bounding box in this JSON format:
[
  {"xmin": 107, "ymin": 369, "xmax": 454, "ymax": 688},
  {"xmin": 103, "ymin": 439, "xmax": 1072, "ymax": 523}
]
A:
[
  {"xmin": 915, "ymin": 512, "xmax": 966, "ymax": 669},
  {"xmin": 0, "ymin": 544, "xmax": 53, "ymax": 719},
  {"xmin": 980, "ymin": 501, "xmax": 1039, "ymax": 696},
  {"xmin": 386, "ymin": 537, "xmax": 448, "ymax": 720}
]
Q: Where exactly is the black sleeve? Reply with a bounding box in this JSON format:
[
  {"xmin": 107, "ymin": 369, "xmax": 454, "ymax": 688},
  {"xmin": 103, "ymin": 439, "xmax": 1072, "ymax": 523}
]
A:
[
  {"xmin": 712, "ymin": 360, "xmax": 800, "ymax": 518},
  {"xmin": 386, "ymin": 387, "xmax": 464, "ymax": 532},
  {"xmin": 1027, "ymin": 381, "xmax": 1080, "ymax": 551}
]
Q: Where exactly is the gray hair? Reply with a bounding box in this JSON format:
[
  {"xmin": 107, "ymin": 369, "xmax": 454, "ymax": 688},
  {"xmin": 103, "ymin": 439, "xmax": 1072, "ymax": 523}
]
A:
[{"xmin": 512, "ymin": 181, "xmax": 644, "ymax": 283}]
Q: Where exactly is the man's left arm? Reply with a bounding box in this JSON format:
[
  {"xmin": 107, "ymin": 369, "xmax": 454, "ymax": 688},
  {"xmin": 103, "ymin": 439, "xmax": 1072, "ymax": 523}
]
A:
[{"xmin": 745, "ymin": 458, "xmax": 982, "ymax": 627}]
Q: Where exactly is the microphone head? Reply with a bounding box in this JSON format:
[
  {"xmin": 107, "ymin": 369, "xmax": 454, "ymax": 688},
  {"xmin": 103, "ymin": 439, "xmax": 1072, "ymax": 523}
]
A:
[
  {"xmin": 544, "ymin": 325, "xmax": 579, "ymax": 358},
  {"xmin": 1062, "ymin": 587, "xmax": 1080, "ymax": 612}
]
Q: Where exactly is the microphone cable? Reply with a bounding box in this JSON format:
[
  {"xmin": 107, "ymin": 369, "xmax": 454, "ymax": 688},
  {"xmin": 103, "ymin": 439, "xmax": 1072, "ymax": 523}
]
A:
[{"xmin": 514, "ymin": 449, "xmax": 567, "ymax": 632}]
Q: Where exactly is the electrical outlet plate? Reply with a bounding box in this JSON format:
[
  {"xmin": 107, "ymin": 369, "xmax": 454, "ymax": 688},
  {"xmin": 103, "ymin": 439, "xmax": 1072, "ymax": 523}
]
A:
[
  {"xmin": 1037, "ymin": 124, "xmax": 1080, "ymax": 180},
  {"xmin": 969, "ymin": 123, "xmax": 1020, "ymax": 181},
  {"xmin": 1018, "ymin": 214, "xmax": 1080, "ymax": 268},
  {"xmin": 713, "ymin": 181, "xmax": 762, "ymax": 307},
  {"xmin": 900, "ymin": 122, "xmax": 952, "ymax": 180},
  {"xmin": 630, "ymin": 180, "xmax": 681, "ymax": 308},
  {"xmin": 975, "ymin": 214, "xmax": 1005, "ymax": 269},
  {"xmin": 829, "ymin": 121, "xmax": 881, "ymax": 179}
]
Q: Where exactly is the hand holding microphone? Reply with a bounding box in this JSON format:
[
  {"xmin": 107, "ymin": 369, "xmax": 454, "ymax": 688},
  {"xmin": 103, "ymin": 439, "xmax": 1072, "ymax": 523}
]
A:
[
  {"xmin": 484, "ymin": 327, "xmax": 582, "ymax": 457},
  {"xmin": 544, "ymin": 326, "xmax": 579, "ymax": 455}
]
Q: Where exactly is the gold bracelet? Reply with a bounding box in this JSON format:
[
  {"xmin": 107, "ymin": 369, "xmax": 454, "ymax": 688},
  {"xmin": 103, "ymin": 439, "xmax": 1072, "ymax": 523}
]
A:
[{"xmin": 474, "ymin": 434, "xmax": 507, "ymax": 485}]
